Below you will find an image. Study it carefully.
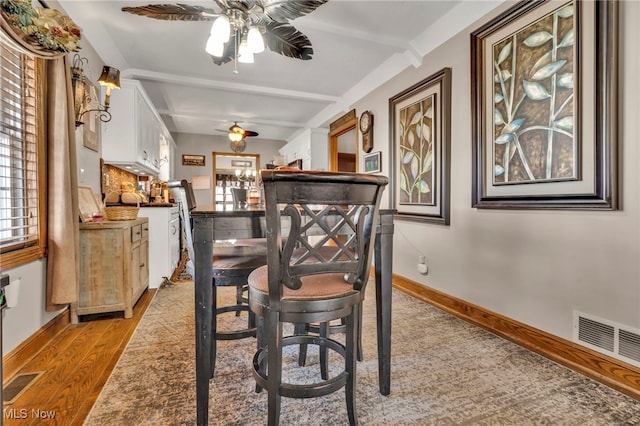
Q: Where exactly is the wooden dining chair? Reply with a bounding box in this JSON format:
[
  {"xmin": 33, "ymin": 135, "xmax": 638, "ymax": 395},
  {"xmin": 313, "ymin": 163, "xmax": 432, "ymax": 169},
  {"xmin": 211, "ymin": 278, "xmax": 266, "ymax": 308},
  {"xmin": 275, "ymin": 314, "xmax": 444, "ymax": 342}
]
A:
[
  {"xmin": 168, "ymin": 179, "xmax": 266, "ymax": 377},
  {"xmin": 248, "ymin": 170, "xmax": 388, "ymax": 425}
]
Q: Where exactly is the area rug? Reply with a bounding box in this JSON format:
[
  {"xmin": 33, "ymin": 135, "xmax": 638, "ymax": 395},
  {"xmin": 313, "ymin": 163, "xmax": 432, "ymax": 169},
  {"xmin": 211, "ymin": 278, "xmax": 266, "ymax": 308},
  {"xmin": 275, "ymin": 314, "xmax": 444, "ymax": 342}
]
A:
[{"xmin": 84, "ymin": 282, "xmax": 640, "ymax": 425}]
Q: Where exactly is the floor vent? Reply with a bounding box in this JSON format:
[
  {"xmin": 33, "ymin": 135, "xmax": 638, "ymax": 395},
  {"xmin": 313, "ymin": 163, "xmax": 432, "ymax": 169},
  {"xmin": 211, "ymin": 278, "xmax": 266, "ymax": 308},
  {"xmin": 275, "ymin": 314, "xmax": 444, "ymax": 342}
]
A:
[
  {"xmin": 574, "ymin": 312, "xmax": 640, "ymax": 368},
  {"xmin": 3, "ymin": 372, "xmax": 43, "ymax": 405}
]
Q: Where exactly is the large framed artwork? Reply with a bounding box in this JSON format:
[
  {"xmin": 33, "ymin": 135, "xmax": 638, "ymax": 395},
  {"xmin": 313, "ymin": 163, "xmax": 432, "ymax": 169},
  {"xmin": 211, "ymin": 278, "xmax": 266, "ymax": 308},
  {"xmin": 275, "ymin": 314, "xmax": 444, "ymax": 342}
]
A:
[
  {"xmin": 471, "ymin": 0, "xmax": 618, "ymax": 209},
  {"xmin": 390, "ymin": 67, "xmax": 451, "ymax": 225}
]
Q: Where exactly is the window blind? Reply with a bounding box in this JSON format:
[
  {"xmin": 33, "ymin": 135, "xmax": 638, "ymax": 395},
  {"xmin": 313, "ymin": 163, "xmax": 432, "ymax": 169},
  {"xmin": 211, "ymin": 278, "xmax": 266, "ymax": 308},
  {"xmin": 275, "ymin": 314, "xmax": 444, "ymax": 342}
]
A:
[{"xmin": 0, "ymin": 41, "xmax": 39, "ymax": 253}]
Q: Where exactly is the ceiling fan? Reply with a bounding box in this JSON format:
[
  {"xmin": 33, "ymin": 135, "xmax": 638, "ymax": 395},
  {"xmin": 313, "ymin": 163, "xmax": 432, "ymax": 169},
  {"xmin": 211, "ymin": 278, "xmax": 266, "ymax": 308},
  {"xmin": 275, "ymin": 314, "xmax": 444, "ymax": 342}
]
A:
[
  {"xmin": 216, "ymin": 122, "xmax": 259, "ymax": 152},
  {"xmin": 121, "ymin": 1, "xmax": 328, "ymax": 68}
]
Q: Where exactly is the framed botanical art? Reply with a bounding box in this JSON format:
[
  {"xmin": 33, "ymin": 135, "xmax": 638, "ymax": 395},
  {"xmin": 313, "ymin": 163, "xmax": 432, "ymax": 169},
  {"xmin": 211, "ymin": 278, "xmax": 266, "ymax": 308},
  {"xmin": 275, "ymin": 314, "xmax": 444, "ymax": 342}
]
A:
[
  {"xmin": 471, "ymin": 0, "xmax": 618, "ymax": 209},
  {"xmin": 389, "ymin": 67, "xmax": 451, "ymax": 225}
]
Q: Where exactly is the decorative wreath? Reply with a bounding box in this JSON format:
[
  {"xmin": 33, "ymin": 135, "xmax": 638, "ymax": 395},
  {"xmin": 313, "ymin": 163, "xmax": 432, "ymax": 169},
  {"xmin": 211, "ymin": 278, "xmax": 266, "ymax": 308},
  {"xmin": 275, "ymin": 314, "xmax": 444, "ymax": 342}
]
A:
[{"xmin": 1, "ymin": 0, "xmax": 81, "ymax": 52}]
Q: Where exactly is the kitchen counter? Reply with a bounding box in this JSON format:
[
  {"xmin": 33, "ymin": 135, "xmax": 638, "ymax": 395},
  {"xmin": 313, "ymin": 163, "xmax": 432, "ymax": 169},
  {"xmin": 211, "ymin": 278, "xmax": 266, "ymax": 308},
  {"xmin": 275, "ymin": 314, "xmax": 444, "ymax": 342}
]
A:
[{"xmin": 140, "ymin": 202, "xmax": 176, "ymax": 207}]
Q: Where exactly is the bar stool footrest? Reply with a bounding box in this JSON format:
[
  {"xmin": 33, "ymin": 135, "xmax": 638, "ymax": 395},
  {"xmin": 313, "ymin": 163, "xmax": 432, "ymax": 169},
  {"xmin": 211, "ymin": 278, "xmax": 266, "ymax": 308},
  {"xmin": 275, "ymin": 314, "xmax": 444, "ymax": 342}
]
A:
[{"xmin": 252, "ymin": 334, "xmax": 348, "ymax": 399}]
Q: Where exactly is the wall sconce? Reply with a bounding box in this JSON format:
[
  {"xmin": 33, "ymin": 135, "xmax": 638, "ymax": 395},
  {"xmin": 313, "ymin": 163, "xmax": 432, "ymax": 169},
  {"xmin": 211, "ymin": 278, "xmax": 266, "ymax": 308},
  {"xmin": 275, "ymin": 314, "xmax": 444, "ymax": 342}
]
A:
[{"xmin": 71, "ymin": 54, "xmax": 121, "ymax": 128}]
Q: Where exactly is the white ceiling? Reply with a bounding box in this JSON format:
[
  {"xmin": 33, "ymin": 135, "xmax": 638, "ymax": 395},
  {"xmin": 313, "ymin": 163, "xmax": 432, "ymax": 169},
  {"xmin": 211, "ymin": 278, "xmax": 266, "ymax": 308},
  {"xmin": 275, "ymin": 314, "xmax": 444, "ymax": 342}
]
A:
[{"xmin": 56, "ymin": 0, "xmax": 501, "ymax": 142}]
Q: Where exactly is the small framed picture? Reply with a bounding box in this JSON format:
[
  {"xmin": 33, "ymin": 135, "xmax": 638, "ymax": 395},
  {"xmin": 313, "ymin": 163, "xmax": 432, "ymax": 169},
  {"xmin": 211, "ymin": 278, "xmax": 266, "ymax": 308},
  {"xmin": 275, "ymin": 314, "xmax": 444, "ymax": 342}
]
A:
[
  {"xmin": 231, "ymin": 159, "xmax": 252, "ymax": 167},
  {"xmin": 363, "ymin": 151, "xmax": 381, "ymax": 174},
  {"xmin": 182, "ymin": 154, "xmax": 206, "ymax": 166},
  {"xmin": 82, "ymin": 81, "xmax": 101, "ymax": 152}
]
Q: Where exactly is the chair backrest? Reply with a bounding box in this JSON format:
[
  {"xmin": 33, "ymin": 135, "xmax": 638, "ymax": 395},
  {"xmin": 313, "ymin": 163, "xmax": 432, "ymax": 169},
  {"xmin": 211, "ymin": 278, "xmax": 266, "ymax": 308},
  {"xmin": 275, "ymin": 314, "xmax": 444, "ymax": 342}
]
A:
[
  {"xmin": 260, "ymin": 170, "xmax": 388, "ymax": 299},
  {"xmin": 168, "ymin": 180, "xmax": 196, "ymax": 276}
]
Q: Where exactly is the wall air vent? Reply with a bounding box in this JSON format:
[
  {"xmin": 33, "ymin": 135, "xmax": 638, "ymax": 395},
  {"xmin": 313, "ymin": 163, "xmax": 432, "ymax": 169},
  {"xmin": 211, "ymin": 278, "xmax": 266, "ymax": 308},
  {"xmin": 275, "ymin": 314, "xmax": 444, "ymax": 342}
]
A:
[
  {"xmin": 574, "ymin": 311, "xmax": 640, "ymax": 369},
  {"xmin": 577, "ymin": 316, "xmax": 614, "ymax": 351},
  {"xmin": 619, "ymin": 329, "xmax": 640, "ymax": 363}
]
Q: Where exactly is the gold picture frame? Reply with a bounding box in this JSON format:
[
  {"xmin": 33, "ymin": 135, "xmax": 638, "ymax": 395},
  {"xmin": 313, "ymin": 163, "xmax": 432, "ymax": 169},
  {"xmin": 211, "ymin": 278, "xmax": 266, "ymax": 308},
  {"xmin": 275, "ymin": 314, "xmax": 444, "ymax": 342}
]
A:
[{"xmin": 78, "ymin": 185, "xmax": 103, "ymax": 222}]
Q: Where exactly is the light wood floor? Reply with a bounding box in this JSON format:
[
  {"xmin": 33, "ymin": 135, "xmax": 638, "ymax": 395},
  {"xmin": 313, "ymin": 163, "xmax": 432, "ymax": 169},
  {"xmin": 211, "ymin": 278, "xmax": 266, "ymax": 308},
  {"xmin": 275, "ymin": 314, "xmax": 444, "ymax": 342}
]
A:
[{"xmin": 3, "ymin": 289, "xmax": 155, "ymax": 426}]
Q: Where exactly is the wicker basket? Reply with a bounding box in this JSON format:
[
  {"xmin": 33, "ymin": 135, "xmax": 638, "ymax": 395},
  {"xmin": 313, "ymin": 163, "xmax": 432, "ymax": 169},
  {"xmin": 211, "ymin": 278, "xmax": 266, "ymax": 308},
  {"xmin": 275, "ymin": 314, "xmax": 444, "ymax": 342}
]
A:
[{"xmin": 104, "ymin": 205, "xmax": 139, "ymax": 221}]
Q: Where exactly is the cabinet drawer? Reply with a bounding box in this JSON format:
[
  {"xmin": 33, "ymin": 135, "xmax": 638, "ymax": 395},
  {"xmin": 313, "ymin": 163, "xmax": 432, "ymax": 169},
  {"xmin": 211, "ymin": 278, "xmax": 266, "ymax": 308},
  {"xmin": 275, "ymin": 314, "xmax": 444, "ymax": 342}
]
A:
[
  {"xmin": 131, "ymin": 224, "xmax": 143, "ymax": 243},
  {"xmin": 142, "ymin": 222, "xmax": 149, "ymax": 240}
]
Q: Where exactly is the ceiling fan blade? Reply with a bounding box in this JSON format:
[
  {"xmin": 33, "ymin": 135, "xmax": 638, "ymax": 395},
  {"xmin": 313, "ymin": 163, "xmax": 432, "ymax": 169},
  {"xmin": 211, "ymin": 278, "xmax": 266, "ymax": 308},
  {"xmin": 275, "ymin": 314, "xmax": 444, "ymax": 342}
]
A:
[
  {"xmin": 244, "ymin": 130, "xmax": 259, "ymax": 137},
  {"xmin": 260, "ymin": 0, "xmax": 328, "ymax": 23},
  {"xmin": 121, "ymin": 4, "xmax": 218, "ymax": 21},
  {"xmin": 264, "ymin": 22, "xmax": 313, "ymax": 60}
]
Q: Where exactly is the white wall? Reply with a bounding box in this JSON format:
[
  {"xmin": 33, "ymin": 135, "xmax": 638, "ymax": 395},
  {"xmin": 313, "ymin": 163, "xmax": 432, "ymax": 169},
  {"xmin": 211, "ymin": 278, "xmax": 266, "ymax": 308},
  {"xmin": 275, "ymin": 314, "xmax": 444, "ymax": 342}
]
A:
[
  {"xmin": 173, "ymin": 133, "xmax": 286, "ymax": 206},
  {"xmin": 349, "ymin": 1, "xmax": 640, "ymax": 343}
]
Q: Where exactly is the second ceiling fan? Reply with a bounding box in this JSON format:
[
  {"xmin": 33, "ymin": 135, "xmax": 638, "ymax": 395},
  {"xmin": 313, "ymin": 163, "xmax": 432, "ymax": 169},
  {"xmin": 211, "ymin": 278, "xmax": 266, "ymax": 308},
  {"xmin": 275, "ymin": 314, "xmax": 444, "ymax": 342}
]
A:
[{"xmin": 218, "ymin": 122, "xmax": 258, "ymax": 153}]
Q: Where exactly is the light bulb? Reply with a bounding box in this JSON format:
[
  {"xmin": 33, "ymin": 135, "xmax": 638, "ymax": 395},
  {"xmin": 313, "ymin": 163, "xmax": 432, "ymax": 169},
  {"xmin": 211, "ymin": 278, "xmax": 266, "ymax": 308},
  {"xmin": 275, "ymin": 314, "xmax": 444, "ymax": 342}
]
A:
[
  {"xmin": 210, "ymin": 15, "xmax": 230, "ymax": 43},
  {"xmin": 247, "ymin": 27, "xmax": 265, "ymax": 53},
  {"xmin": 205, "ymin": 35, "xmax": 224, "ymax": 57},
  {"xmin": 238, "ymin": 40, "xmax": 254, "ymax": 63}
]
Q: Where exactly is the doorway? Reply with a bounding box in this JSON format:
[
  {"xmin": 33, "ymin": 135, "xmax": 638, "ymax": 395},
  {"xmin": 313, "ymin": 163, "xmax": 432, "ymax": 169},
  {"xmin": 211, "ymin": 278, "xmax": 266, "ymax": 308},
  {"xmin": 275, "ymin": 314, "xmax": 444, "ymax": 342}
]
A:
[{"xmin": 328, "ymin": 111, "xmax": 358, "ymax": 172}]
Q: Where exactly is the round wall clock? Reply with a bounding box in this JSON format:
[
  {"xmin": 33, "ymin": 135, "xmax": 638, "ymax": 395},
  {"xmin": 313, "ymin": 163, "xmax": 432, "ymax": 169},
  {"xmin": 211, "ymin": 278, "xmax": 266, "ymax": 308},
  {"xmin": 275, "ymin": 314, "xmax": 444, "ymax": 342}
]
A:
[{"xmin": 360, "ymin": 110, "xmax": 374, "ymax": 153}]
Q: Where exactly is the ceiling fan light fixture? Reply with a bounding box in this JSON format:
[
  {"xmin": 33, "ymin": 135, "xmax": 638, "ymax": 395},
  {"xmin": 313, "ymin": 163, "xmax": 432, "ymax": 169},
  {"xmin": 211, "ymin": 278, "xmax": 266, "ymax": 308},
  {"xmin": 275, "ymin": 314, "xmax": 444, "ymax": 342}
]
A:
[
  {"xmin": 247, "ymin": 27, "xmax": 264, "ymax": 53},
  {"xmin": 238, "ymin": 37, "xmax": 254, "ymax": 63},
  {"xmin": 124, "ymin": 1, "xmax": 328, "ymax": 73},
  {"xmin": 228, "ymin": 129, "xmax": 244, "ymax": 142},
  {"xmin": 210, "ymin": 15, "xmax": 230, "ymax": 43},
  {"xmin": 205, "ymin": 35, "xmax": 224, "ymax": 57}
]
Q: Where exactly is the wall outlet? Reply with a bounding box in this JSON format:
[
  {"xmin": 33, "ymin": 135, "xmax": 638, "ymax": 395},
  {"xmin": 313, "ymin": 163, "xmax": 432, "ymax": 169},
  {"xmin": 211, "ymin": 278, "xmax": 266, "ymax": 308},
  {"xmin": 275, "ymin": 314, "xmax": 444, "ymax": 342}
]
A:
[{"xmin": 417, "ymin": 256, "xmax": 428, "ymax": 274}]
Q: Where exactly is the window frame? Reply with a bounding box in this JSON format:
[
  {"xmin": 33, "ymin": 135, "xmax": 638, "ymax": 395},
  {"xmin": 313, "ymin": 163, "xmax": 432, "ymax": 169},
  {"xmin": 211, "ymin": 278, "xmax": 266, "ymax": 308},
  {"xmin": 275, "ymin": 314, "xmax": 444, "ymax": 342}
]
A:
[{"xmin": 0, "ymin": 47, "xmax": 47, "ymax": 269}]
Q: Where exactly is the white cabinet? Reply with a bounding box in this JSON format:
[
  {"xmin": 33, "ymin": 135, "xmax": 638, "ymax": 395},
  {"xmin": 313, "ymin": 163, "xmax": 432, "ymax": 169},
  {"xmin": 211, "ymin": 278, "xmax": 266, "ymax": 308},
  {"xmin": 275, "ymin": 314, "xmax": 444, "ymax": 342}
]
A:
[
  {"xmin": 102, "ymin": 79, "xmax": 162, "ymax": 175},
  {"xmin": 158, "ymin": 129, "xmax": 175, "ymax": 182},
  {"xmin": 138, "ymin": 206, "xmax": 180, "ymax": 288}
]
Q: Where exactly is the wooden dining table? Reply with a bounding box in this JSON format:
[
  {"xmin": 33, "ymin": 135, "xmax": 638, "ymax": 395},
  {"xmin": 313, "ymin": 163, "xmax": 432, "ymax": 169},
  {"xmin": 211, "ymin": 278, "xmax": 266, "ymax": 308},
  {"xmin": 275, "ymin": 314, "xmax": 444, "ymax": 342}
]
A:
[{"xmin": 191, "ymin": 204, "xmax": 395, "ymax": 425}]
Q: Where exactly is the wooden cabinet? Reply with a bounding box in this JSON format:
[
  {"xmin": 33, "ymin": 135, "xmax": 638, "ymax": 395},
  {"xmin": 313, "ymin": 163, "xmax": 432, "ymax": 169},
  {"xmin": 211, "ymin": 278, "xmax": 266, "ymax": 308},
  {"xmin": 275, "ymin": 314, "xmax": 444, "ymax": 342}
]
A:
[{"xmin": 72, "ymin": 218, "xmax": 149, "ymax": 323}]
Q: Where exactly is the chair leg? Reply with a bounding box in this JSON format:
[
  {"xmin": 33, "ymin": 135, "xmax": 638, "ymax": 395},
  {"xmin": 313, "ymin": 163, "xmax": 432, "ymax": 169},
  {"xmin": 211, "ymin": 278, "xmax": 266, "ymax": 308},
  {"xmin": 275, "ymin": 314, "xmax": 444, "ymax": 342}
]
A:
[
  {"xmin": 255, "ymin": 314, "xmax": 265, "ymax": 393},
  {"xmin": 235, "ymin": 285, "xmax": 243, "ymax": 316},
  {"xmin": 294, "ymin": 323, "xmax": 308, "ymax": 366},
  {"xmin": 210, "ymin": 285, "xmax": 218, "ymax": 379},
  {"xmin": 266, "ymin": 310, "xmax": 282, "ymax": 426},
  {"xmin": 319, "ymin": 322, "xmax": 329, "ymax": 380},
  {"xmin": 356, "ymin": 304, "xmax": 363, "ymax": 362},
  {"xmin": 345, "ymin": 306, "xmax": 358, "ymax": 425}
]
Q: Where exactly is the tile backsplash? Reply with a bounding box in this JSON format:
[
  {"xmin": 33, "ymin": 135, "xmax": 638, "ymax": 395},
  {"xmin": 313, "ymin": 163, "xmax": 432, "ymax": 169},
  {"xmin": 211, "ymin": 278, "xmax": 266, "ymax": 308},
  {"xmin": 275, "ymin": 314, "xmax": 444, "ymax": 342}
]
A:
[{"xmin": 101, "ymin": 162, "xmax": 138, "ymax": 199}]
